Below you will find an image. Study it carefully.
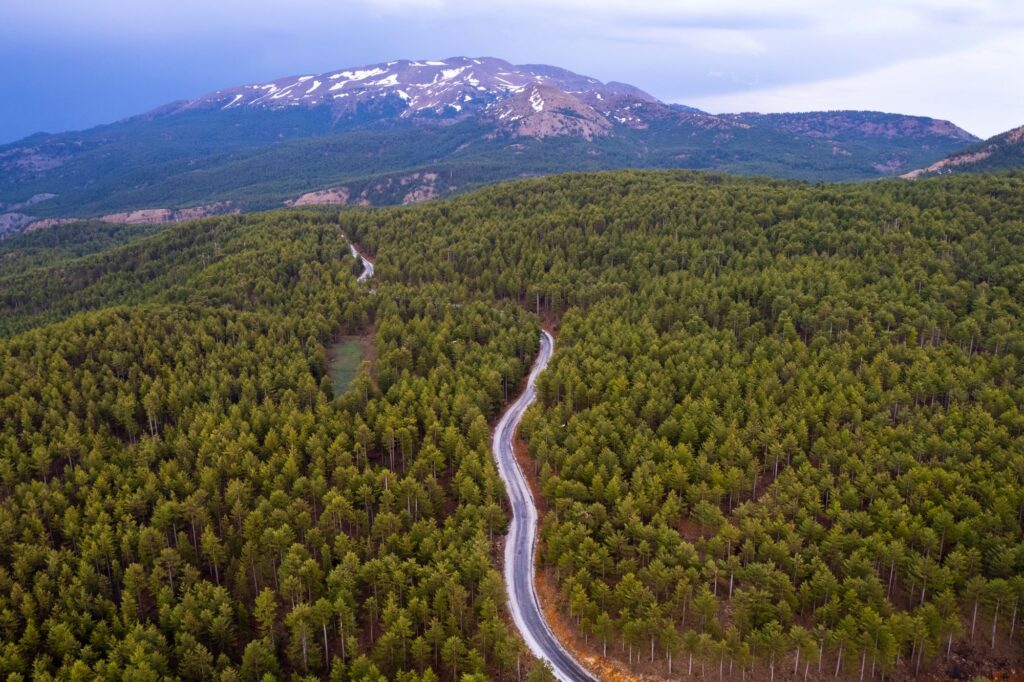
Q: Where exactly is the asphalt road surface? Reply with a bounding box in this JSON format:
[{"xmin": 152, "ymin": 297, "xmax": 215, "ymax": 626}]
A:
[
  {"xmin": 492, "ymin": 330, "xmax": 598, "ymax": 682},
  {"xmin": 353, "ymin": 241, "xmax": 594, "ymax": 680},
  {"xmin": 350, "ymin": 243, "xmax": 374, "ymax": 282}
]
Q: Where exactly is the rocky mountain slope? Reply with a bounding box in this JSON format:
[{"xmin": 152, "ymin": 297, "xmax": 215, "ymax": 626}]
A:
[
  {"xmin": 902, "ymin": 124, "xmax": 1024, "ymax": 178},
  {"xmin": 176, "ymin": 57, "xmax": 657, "ymax": 120},
  {"xmin": 727, "ymin": 111, "xmax": 977, "ymax": 174},
  {"xmin": 0, "ymin": 57, "xmax": 980, "ymax": 231}
]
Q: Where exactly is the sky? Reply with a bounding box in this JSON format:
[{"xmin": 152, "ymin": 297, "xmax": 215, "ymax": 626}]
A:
[{"xmin": 1, "ymin": 0, "xmax": 1022, "ymax": 143}]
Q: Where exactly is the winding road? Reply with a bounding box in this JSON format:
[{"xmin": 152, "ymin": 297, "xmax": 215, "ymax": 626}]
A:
[
  {"xmin": 493, "ymin": 331, "xmax": 599, "ymax": 682},
  {"xmin": 349, "ymin": 243, "xmax": 374, "ymax": 282},
  {"xmin": 349, "ymin": 239, "xmax": 593, "ymax": 680}
]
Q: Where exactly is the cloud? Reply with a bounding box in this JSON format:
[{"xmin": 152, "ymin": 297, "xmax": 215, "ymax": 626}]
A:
[
  {"xmin": 353, "ymin": 0, "xmax": 1024, "ymax": 32},
  {"xmin": 0, "ymin": 0, "xmax": 1020, "ymax": 141},
  {"xmin": 7, "ymin": 0, "xmax": 1020, "ymax": 41}
]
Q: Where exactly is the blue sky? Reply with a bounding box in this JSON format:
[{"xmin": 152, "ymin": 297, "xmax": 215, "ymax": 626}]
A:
[{"xmin": 1, "ymin": 0, "xmax": 1022, "ymax": 143}]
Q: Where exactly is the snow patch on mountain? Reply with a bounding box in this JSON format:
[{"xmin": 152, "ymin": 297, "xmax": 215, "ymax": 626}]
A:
[
  {"xmin": 330, "ymin": 67, "xmax": 387, "ymax": 81},
  {"xmin": 486, "ymin": 85, "xmax": 612, "ymax": 139},
  {"xmin": 529, "ymin": 89, "xmax": 545, "ymax": 113},
  {"xmin": 180, "ymin": 56, "xmax": 661, "ymax": 128}
]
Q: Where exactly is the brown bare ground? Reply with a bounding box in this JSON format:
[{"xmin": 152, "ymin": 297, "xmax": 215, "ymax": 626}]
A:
[
  {"xmin": 25, "ymin": 217, "xmax": 79, "ymax": 232},
  {"xmin": 401, "ymin": 172, "xmax": 440, "ymax": 204},
  {"xmin": 288, "ymin": 186, "xmax": 351, "ymax": 206},
  {"xmin": 676, "ymin": 516, "xmax": 713, "ymax": 541},
  {"xmin": 352, "ymin": 243, "xmax": 376, "ymax": 264},
  {"xmin": 0, "ymin": 212, "xmax": 34, "ymax": 233},
  {"xmin": 101, "ymin": 202, "xmax": 239, "ymax": 225}
]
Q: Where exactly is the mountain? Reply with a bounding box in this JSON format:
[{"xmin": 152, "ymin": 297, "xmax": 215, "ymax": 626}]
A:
[
  {"xmin": 0, "ymin": 56, "xmax": 980, "ymax": 230},
  {"xmin": 725, "ymin": 111, "xmax": 977, "ymax": 174},
  {"xmin": 173, "ymin": 57, "xmax": 659, "ymax": 120},
  {"xmin": 901, "ymin": 124, "xmax": 1024, "ymax": 178}
]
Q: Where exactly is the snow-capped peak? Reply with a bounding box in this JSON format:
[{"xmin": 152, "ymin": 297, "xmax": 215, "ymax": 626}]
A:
[{"xmin": 182, "ymin": 56, "xmax": 660, "ymax": 123}]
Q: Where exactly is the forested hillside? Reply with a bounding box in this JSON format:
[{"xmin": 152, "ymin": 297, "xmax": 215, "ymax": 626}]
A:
[
  {"xmin": 1, "ymin": 114, "xmax": 974, "ymax": 224},
  {"xmin": 0, "ymin": 212, "xmax": 544, "ymax": 680},
  {"xmin": 341, "ymin": 170, "xmax": 1024, "ymax": 679},
  {"xmin": 1, "ymin": 169, "xmax": 1023, "ymax": 680}
]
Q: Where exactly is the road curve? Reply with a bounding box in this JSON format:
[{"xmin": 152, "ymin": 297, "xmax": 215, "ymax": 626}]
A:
[
  {"xmin": 493, "ymin": 331, "xmax": 599, "ymax": 682},
  {"xmin": 349, "ymin": 243, "xmax": 374, "ymax": 282},
  {"xmin": 350, "ymin": 241, "xmax": 592, "ymax": 680}
]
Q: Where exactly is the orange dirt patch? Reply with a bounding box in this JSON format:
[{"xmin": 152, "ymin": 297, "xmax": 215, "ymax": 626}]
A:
[
  {"xmin": 288, "ymin": 186, "xmax": 350, "ymax": 206},
  {"xmin": 100, "ymin": 202, "xmax": 238, "ymax": 225},
  {"xmin": 352, "ymin": 243, "xmax": 376, "ymax": 264},
  {"xmin": 676, "ymin": 515, "xmax": 713, "ymax": 541},
  {"xmin": 536, "ymin": 566, "xmax": 666, "ymax": 682}
]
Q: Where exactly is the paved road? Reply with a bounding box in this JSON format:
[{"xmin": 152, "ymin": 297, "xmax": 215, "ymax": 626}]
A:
[
  {"xmin": 349, "ymin": 243, "xmax": 374, "ymax": 282},
  {"xmin": 492, "ymin": 330, "xmax": 598, "ymax": 682},
  {"xmin": 350, "ymin": 242, "xmax": 592, "ymax": 679}
]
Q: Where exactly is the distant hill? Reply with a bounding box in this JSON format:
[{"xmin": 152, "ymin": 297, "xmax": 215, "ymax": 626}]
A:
[
  {"xmin": 0, "ymin": 56, "xmax": 980, "ymax": 231},
  {"xmin": 726, "ymin": 111, "xmax": 977, "ymax": 174},
  {"xmin": 902, "ymin": 124, "xmax": 1024, "ymax": 178}
]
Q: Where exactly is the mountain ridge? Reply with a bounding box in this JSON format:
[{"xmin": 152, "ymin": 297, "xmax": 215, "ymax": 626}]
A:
[
  {"xmin": 902, "ymin": 124, "xmax": 1024, "ymax": 178},
  {"xmin": 0, "ymin": 56, "xmax": 983, "ymax": 231}
]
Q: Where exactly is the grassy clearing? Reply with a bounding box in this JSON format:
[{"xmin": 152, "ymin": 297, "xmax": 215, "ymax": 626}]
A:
[{"xmin": 327, "ymin": 338, "xmax": 365, "ymax": 395}]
